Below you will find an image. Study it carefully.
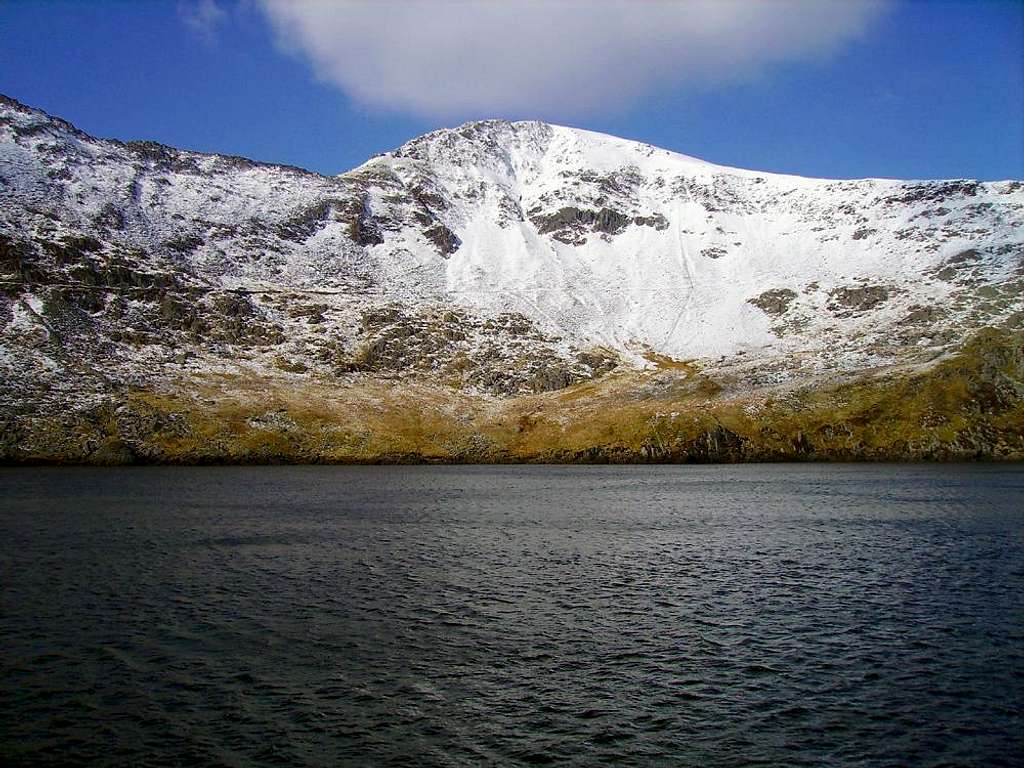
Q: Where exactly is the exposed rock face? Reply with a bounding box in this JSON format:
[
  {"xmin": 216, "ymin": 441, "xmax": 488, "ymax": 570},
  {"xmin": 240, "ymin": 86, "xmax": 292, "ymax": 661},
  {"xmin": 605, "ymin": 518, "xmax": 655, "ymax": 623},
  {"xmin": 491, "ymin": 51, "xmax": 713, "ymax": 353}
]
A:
[
  {"xmin": 1, "ymin": 94, "xmax": 1022, "ymax": 463},
  {"xmin": 529, "ymin": 206, "xmax": 668, "ymax": 244},
  {"xmin": 749, "ymin": 288, "xmax": 798, "ymax": 317},
  {"xmin": 531, "ymin": 206, "xmax": 631, "ymax": 244},
  {"xmin": 422, "ymin": 222, "xmax": 461, "ymax": 257}
]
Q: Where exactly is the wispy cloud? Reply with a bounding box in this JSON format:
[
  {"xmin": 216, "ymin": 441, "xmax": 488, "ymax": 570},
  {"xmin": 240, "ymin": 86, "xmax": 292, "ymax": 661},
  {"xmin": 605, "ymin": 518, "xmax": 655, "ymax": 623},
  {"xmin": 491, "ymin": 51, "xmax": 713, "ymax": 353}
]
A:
[
  {"xmin": 258, "ymin": 0, "xmax": 889, "ymax": 120},
  {"xmin": 179, "ymin": 0, "xmax": 228, "ymax": 42}
]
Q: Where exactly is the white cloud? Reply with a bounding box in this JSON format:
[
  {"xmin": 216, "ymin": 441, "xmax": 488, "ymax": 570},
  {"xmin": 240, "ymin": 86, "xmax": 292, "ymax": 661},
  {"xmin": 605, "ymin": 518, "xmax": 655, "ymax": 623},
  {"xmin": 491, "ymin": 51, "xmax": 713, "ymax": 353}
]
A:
[
  {"xmin": 258, "ymin": 0, "xmax": 888, "ymax": 120},
  {"xmin": 180, "ymin": 0, "xmax": 228, "ymax": 42}
]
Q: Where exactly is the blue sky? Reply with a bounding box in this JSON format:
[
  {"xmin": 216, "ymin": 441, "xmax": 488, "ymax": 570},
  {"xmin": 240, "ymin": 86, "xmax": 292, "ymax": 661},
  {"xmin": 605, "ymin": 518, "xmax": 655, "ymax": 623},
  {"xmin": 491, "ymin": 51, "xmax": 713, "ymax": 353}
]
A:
[{"xmin": 0, "ymin": 0, "xmax": 1021, "ymax": 180}]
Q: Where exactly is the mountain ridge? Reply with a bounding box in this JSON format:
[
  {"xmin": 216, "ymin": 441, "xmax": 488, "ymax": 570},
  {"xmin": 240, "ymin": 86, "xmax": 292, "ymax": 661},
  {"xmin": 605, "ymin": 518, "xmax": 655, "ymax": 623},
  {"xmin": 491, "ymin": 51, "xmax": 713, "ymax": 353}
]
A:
[{"xmin": 8, "ymin": 93, "xmax": 1013, "ymax": 185}]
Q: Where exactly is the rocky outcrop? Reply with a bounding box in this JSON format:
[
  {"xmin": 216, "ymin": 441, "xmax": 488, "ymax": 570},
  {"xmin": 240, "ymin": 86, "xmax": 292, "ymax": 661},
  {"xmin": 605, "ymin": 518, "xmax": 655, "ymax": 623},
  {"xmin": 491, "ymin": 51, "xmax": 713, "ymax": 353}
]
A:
[
  {"xmin": 827, "ymin": 284, "xmax": 891, "ymax": 315},
  {"xmin": 340, "ymin": 306, "xmax": 615, "ymax": 395}
]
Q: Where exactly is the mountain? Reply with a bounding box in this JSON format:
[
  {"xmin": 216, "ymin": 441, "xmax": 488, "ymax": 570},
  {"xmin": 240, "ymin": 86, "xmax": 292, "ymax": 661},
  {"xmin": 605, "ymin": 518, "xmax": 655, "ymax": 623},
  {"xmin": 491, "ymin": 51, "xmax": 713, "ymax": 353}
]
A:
[{"xmin": 1, "ymin": 94, "xmax": 1022, "ymax": 463}]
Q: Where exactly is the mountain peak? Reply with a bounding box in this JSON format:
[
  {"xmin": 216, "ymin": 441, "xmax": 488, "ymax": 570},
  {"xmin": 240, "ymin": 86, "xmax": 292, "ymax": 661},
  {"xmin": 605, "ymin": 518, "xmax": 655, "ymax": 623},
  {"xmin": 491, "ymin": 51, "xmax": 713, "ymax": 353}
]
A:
[
  {"xmin": 383, "ymin": 118, "xmax": 556, "ymax": 168},
  {"xmin": 369, "ymin": 116, "xmax": 753, "ymax": 190}
]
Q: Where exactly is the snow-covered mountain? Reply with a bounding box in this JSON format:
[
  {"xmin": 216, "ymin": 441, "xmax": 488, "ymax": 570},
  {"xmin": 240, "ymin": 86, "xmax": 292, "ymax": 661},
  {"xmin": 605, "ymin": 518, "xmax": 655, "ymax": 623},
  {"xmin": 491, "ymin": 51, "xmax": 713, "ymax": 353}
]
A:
[
  {"xmin": 1, "ymin": 94, "xmax": 1022, "ymax": 463},
  {"xmin": 367, "ymin": 119, "xmax": 1023, "ymax": 364}
]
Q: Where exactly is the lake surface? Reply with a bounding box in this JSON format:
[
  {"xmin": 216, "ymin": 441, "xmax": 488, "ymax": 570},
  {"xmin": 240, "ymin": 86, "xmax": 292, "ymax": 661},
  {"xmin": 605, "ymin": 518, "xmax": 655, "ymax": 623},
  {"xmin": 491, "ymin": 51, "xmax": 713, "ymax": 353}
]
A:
[{"xmin": 1, "ymin": 464, "xmax": 1022, "ymax": 766}]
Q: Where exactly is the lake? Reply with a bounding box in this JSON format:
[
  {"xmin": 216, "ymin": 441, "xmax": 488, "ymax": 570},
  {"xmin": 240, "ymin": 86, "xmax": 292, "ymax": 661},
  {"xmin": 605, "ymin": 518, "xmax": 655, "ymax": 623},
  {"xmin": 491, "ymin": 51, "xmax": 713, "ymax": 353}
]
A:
[{"xmin": 1, "ymin": 465, "xmax": 1022, "ymax": 766}]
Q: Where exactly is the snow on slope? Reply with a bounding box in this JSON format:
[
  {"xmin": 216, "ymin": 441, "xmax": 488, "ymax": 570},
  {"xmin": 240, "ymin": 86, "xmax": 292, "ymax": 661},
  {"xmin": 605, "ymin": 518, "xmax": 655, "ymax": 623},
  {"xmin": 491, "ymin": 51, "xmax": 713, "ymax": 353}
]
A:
[
  {"xmin": 361, "ymin": 120, "xmax": 1023, "ymax": 362},
  {"xmin": 1, "ymin": 95, "xmax": 1022, "ymax": 379}
]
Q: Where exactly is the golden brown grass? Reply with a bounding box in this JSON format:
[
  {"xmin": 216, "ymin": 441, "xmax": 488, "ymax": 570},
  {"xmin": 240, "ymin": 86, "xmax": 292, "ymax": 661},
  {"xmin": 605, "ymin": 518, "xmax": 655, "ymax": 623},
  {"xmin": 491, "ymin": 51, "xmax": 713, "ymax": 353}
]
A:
[{"xmin": 8, "ymin": 328, "xmax": 1022, "ymax": 464}]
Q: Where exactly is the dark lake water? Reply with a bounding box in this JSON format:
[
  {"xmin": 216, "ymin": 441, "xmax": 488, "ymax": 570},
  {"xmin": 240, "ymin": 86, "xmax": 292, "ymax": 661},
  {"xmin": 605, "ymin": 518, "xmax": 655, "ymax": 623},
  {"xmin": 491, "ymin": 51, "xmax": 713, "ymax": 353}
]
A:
[{"xmin": 1, "ymin": 464, "xmax": 1022, "ymax": 766}]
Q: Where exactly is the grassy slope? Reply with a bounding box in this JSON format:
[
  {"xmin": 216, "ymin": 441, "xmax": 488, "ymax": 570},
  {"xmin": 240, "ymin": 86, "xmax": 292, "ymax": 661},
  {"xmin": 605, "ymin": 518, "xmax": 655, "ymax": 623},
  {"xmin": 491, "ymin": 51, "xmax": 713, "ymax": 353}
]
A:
[{"xmin": 4, "ymin": 328, "xmax": 1023, "ymax": 464}]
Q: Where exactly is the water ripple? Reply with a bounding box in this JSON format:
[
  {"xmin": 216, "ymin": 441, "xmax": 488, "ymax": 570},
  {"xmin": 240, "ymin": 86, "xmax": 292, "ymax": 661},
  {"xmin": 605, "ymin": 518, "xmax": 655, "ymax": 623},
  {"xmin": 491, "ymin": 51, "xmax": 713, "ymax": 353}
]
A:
[{"xmin": 1, "ymin": 464, "xmax": 1022, "ymax": 766}]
